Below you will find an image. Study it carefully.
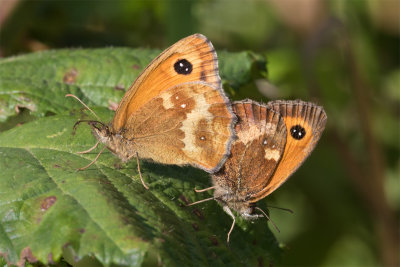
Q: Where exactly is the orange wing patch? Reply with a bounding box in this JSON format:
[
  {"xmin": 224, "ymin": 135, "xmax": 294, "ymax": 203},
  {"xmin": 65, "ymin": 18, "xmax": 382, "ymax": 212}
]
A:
[
  {"xmin": 112, "ymin": 34, "xmax": 220, "ymax": 133},
  {"xmin": 251, "ymin": 100, "xmax": 327, "ymax": 201}
]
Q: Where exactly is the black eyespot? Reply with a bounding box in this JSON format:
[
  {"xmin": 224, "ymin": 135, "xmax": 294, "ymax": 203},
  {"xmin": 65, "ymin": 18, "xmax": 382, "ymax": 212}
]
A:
[
  {"xmin": 290, "ymin": 125, "xmax": 306, "ymax": 140},
  {"xmin": 174, "ymin": 59, "xmax": 192, "ymax": 75}
]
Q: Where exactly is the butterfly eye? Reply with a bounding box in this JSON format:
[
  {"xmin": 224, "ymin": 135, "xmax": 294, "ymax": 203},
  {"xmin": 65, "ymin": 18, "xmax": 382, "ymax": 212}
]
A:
[
  {"xmin": 174, "ymin": 59, "xmax": 192, "ymax": 75},
  {"xmin": 290, "ymin": 125, "xmax": 306, "ymax": 140}
]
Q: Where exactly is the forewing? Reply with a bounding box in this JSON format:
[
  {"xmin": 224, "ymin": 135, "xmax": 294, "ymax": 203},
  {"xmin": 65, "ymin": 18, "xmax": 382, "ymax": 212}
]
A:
[{"xmin": 112, "ymin": 34, "xmax": 222, "ymax": 132}]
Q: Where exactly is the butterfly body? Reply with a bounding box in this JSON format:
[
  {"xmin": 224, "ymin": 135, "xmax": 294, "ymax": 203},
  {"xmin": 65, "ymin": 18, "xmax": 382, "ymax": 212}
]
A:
[
  {"xmin": 85, "ymin": 34, "xmax": 236, "ymax": 173},
  {"xmin": 211, "ymin": 99, "xmax": 327, "ymax": 223}
]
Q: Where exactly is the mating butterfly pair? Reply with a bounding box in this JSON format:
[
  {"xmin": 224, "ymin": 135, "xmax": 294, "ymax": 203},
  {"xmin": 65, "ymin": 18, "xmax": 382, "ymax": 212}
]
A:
[{"xmin": 70, "ymin": 34, "xmax": 327, "ymax": 242}]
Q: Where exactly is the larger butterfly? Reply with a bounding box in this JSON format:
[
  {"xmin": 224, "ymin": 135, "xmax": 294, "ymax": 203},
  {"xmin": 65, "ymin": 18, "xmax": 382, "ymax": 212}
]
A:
[
  {"xmin": 190, "ymin": 99, "xmax": 327, "ymax": 241},
  {"xmin": 72, "ymin": 34, "xmax": 236, "ymax": 188}
]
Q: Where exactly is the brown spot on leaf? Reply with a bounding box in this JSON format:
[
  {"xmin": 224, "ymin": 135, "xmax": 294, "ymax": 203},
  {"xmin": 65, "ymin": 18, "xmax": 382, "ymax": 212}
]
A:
[
  {"xmin": 15, "ymin": 103, "xmax": 35, "ymax": 114},
  {"xmin": 114, "ymin": 84, "xmax": 125, "ymax": 91},
  {"xmin": 113, "ymin": 162, "xmax": 122, "ymax": 169},
  {"xmin": 208, "ymin": 235, "xmax": 219, "ymax": 246},
  {"xmin": 108, "ymin": 100, "xmax": 119, "ymax": 111},
  {"xmin": 132, "ymin": 64, "xmax": 140, "ymax": 69},
  {"xmin": 157, "ymin": 237, "xmax": 165, "ymax": 243},
  {"xmin": 257, "ymin": 256, "xmax": 264, "ymax": 267},
  {"xmin": 48, "ymin": 253, "xmax": 54, "ymax": 264},
  {"xmin": 53, "ymin": 164, "xmax": 61, "ymax": 168},
  {"xmin": 63, "ymin": 68, "xmax": 78, "ymax": 84},
  {"xmin": 18, "ymin": 247, "xmax": 37, "ymax": 267},
  {"xmin": 179, "ymin": 195, "xmax": 190, "ymax": 205},
  {"xmin": 41, "ymin": 196, "xmax": 57, "ymax": 211},
  {"xmin": 79, "ymin": 228, "xmax": 86, "ymax": 234},
  {"xmin": 192, "ymin": 223, "xmax": 199, "ymax": 231},
  {"xmin": 15, "ymin": 105, "xmax": 22, "ymax": 113},
  {"xmin": 192, "ymin": 208, "xmax": 204, "ymax": 220}
]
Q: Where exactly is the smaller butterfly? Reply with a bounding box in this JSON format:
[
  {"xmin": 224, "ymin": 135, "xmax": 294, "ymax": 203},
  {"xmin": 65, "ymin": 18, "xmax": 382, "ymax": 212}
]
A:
[{"xmin": 189, "ymin": 99, "xmax": 327, "ymax": 242}]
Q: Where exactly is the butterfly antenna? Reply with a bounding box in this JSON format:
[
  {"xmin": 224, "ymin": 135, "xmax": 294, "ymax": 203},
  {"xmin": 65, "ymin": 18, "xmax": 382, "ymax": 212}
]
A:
[
  {"xmin": 77, "ymin": 146, "xmax": 106, "ymax": 171},
  {"xmin": 194, "ymin": 186, "xmax": 216, "ymax": 193},
  {"xmin": 136, "ymin": 152, "xmax": 149, "ymax": 190},
  {"xmin": 223, "ymin": 206, "xmax": 236, "ymax": 243},
  {"xmin": 255, "ymin": 207, "xmax": 280, "ymax": 233},
  {"xmin": 266, "ymin": 205, "xmax": 294, "ymax": 214},
  {"xmin": 65, "ymin": 94, "xmax": 101, "ymax": 121}
]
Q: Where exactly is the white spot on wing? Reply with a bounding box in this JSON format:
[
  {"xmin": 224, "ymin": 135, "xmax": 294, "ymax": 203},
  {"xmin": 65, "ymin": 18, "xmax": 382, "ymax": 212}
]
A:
[
  {"xmin": 181, "ymin": 103, "xmax": 186, "ymax": 108},
  {"xmin": 238, "ymin": 122, "xmax": 276, "ymax": 144},
  {"xmin": 264, "ymin": 148, "xmax": 280, "ymax": 161},
  {"xmin": 160, "ymin": 91, "xmax": 174, "ymax": 109}
]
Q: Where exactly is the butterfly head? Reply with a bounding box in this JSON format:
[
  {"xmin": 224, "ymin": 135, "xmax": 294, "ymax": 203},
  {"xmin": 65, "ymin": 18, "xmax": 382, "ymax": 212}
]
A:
[
  {"xmin": 213, "ymin": 185, "xmax": 261, "ymax": 220},
  {"xmin": 88, "ymin": 121, "xmax": 136, "ymax": 162},
  {"xmin": 86, "ymin": 120, "xmax": 112, "ymax": 143}
]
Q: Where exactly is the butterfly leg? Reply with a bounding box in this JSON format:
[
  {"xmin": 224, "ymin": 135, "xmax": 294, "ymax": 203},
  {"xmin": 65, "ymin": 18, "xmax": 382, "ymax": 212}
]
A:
[
  {"xmin": 194, "ymin": 186, "xmax": 216, "ymax": 193},
  {"xmin": 186, "ymin": 197, "xmax": 214, "ymax": 206},
  {"xmin": 223, "ymin": 205, "xmax": 236, "ymax": 243},
  {"xmin": 136, "ymin": 152, "xmax": 149, "ymax": 190},
  {"xmin": 76, "ymin": 140, "xmax": 100, "ymax": 154},
  {"xmin": 77, "ymin": 146, "xmax": 106, "ymax": 171}
]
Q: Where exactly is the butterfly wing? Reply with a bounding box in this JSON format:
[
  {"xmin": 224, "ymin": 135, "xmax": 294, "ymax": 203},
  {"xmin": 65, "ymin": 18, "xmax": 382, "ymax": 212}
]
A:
[
  {"xmin": 250, "ymin": 100, "xmax": 327, "ymax": 201},
  {"xmin": 109, "ymin": 34, "xmax": 235, "ymax": 172},
  {"xmin": 124, "ymin": 81, "xmax": 235, "ymax": 173},
  {"xmin": 112, "ymin": 33, "xmax": 222, "ymax": 132},
  {"xmin": 212, "ymin": 100, "xmax": 287, "ymax": 198}
]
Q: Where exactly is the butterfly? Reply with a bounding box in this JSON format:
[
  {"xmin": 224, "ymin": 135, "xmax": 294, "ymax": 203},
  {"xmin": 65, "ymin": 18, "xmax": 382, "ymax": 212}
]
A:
[
  {"xmin": 189, "ymin": 99, "xmax": 327, "ymax": 241},
  {"xmin": 70, "ymin": 34, "xmax": 236, "ymax": 189}
]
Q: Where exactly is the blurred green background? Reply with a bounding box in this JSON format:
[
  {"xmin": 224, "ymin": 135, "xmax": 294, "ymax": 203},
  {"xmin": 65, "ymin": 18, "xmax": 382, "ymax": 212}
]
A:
[{"xmin": 0, "ymin": 0, "xmax": 398, "ymax": 266}]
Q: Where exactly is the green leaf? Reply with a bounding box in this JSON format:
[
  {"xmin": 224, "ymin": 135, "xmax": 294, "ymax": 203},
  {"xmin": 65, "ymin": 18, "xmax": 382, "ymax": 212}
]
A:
[
  {"xmin": 0, "ymin": 48, "xmax": 266, "ymax": 122},
  {"xmin": 0, "ymin": 110, "xmax": 281, "ymax": 266},
  {"xmin": 0, "ymin": 48, "xmax": 280, "ymax": 266}
]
